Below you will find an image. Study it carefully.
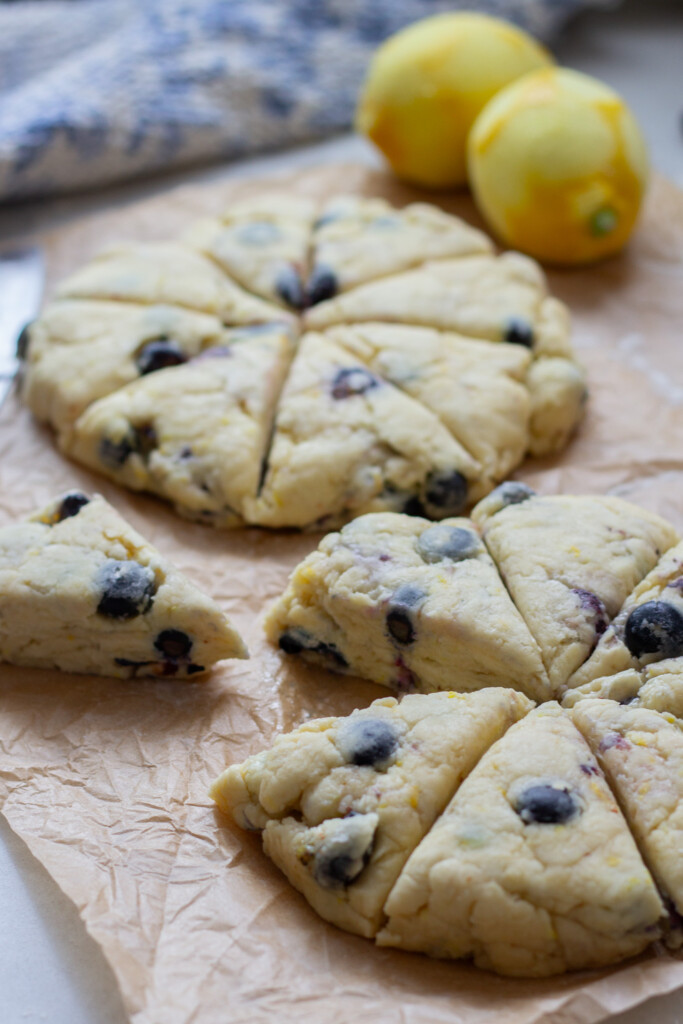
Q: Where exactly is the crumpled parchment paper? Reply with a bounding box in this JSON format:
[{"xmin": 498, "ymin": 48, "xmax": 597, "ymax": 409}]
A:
[{"xmin": 1, "ymin": 164, "xmax": 682, "ymax": 1024}]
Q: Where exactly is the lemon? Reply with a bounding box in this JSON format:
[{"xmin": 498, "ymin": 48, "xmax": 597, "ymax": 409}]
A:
[
  {"xmin": 467, "ymin": 67, "xmax": 649, "ymax": 264},
  {"xmin": 355, "ymin": 13, "xmax": 553, "ymax": 188}
]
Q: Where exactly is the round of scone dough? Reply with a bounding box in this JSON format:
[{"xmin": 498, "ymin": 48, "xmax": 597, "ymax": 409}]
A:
[
  {"xmin": 210, "ymin": 688, "xmax": 532, "ymax": 938},
  {"xmin": 0, "ymin": 492, "xmax": 247, "ymax": 678},
  {"xmin": 21, "ymin": 195, "xmax": 586, "ymax": 530},
  {"xmin": 377, "ymin": 703, "xmax": 664, "ymax": 976}
]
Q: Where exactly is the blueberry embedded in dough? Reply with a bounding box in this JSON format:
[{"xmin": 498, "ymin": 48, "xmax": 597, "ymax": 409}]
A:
[
  {"xmin": 96, "ymin": 559, "xmax": 156, "ymax": 619},
  {"xmin": 99, "ymin": 423, "xmax": 157, "ymax": 468},
  {"xmin": 386, "ymin": 583, "xmax": 426, "ymax": 646},
  {"xmin": 624, "ymin": 601, "xmax": 683, "ymax": 660},
  {"xmin": 303, "ymin": 813, "xmax": 380, "ymax": 890},
  {"xmin": 573, "ymin": 588, "xmax": 609, "ymax": 646},
  {"xmin": 274, "ymin": 265, "xmax": 306, "ymax": 310},
  {"xmin": 154, "ymin": 628, "xmax": 192, "ymax": 659},
  {"xmin": 504, "ymin": 318, "xmax": 535, "ymax": 348},
  {"xmin": 278, "ymin": 628, "xmax": 349, "ymax": 670},
  {"xmin": 306, "ymin": 264, "xmax": 338, "ymax": 306},
  {"xmin": 513, "ymin": 782, "xmax": 580, "ymax": 825},
  {"xmin": 416, "ymin": 524, "xmax": 482, "ymax": 564},
  {"xmin": 420, "ymin": 469, "xmax": 468, "ymax": 519},
  {"xmin": 16, "ymin": 323, "xmax": 32, "ymax": 360},
  {"xmin": 56, "ymin": 491, "xmax": 91, "ymax": 521},
  {"xmin": 337, "ymin": 718, "xmax": 399, "ymax": 769},
  {"xmin": 330, "ymin": 366, "xmax": 379, "ymax": 400},
  {"xmin": 472, "ymin": 480, "xmax": 535, "ymax": 523},
  {"xmin": 136, "ymin": 338, "xmax": 187, "ymax": 375}
]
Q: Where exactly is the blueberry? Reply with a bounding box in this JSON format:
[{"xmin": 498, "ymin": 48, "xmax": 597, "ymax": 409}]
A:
[
  {"xmin": 16, "ymin": 323, "xmax": 31, "ymax": 360},
  {"xmin": 486, "ymin": 481, "xmax": 536, "ymax": 513},
  {"xmin": 56, "ymin": 492, "xmax": 90, "ymax": 522},
  {"xmin": 154, "ymin": 629, "xmax": 192, "ymax": 659},
  {"xmin": 306, "ymin": 264, "xmax": 338, "ymax": 306},
  {"xmin": 331, "ymin": 366, "xmax": 379, "ymax": 400},
  {"xmin": 236, "ymin": 221, "xmax": 281, "ymax": 246},
  {"xmin": 338, "ymin": 718, "xmax": 398, "ymax": 768},
  {"xmin": 136, "ymin": 337, "xmax": 186, "ymax": 376},
  {"xmin": 313, "ymin": 211, "xmax": 342, "ymax": 231},
  {"xmin": 573, "ymin": 588, "xmax": 609, "ymax": 639},
  {"xmin": 417, "ymin": 524, "xmax": 481, "ymax": 564},
  {"xmin": 386, "ymin": 584, "xmax": 425, "ymax": 645},
  {"xmin": 624, "ymin": 601, "xmax": 683, "ymax": 659},
  {"xmin": 100, "ymin": 424, "xmax": 157, "ymax": 468},
  {"xmin": 504, "ymin": 318, "xmax": 535, "ymax": 348},
  {"xmin": 421, "ymin": 470, "xmax": 468, "ymax": 519},
  {"xmin": 311, "ymin": 815, "xmax": 377, "ymax": 890},
  {"xmin": 275, "ymin": 265, "xmax": 306, "ymax": 309},
  {"xmin": 514, "ymin": 783, "xmax": 579, "ymax": 825},
  {"xmin": 278, "ymin": 630, "xmax": 348, "ymax": 669},
  {"xmin": 97, "ymin": 560, "xmax": 156, "ymax": 619}
]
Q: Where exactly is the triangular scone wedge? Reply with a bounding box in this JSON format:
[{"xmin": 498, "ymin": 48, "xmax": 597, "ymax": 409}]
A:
[
  {"xmin": 265, "ymin": 512, "xmax": 551, "ymax": 702},
  {"xmin": 62, "ymin": 331, "xmax": 293, "ymax": 528},
  {"xmin": 210, "ymin": 689, "xmax": 532, "ymax": 938},
  {"xmin": 571, "ymin": 699, "xmax": 683, "ymax": 934},
  {"xmin": 325, "ymin": 322, "xmax": 532, "ymax": 485},
  {"xmin": 564, "ymin": 665, "xmax": 683, "ymax": 718},
  {"xmin": 565, "ymin": 539, "xmax": 683, "ymax": 695},
  {"xmin": 307, "ymin": 196, "xmax": 491, "ymax": 299},
  {"xmin": 21, "ymin": 299, "xmax": 262, "ymax": 434},
  {"xmin": 183, "ymin": 195, "xmax": 315, "ymax": 310},
  {"xmin": 0, "ymin": 492, "xmax": 247, "ymax": 677},
  {"xmin": 304, "ymin": 252, "xmax": 572, "ymax": 358},
  {"xmin": 55, "ymin": 242, "xmax": 296, "ymax": 327},
  {"xmin": 472, "ymin": 485, "xmax": 678, "ymax": 693},
  {"xmin": 245, "ymin": 332, "xmax": 481, "ymax": 530},
  {"xmin": 378, "ymin": 703, "xmax": 664, "ymax": 976}
]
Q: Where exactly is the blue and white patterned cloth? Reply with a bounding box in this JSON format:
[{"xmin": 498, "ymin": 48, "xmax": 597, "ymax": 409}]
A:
[{"xmin": 0, "ymin": 0, "xmax": 615, "ymax": 202}]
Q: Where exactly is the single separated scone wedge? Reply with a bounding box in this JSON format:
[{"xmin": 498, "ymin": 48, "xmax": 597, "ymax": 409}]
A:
[
  {"xmin": 565, "ymin": 539, "xmax": 683, "ymax": 710},
  {"xmin": 210, "ymin": 688, "xmax": 532, "ymax": 938},
  {"xmin": 245, "ymin": 332, "xmax": 481, "ymax": 529},
  {"xmin": 265, "ymin": 512, "xmax": 551, "ymax": 702},
  {"xmin": 473, "ymin": 483, "xmax": 679, "ymax": 694},
  {"xmin": 62, "ymin": 331, "xmax": 293, "ymax": 528},
  {"xmin": 0, "ymin": 492, "xmax": 246, "ymax": 678},
  {"xmin": 571, "ymin": 698, "xmax": 683, "ymax": 937},
  {"xmin": 378, "ymin": 702, "xmax": 664, "ymax": 976},
  {"xmin": 307, "ymin": 196, "xmax": 491, "ymax": 301}
]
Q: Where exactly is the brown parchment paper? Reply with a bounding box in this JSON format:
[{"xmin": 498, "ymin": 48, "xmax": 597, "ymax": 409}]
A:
[{"xmin": 1, "ymin": 164, "xmax": 683, "ymax": 1024}]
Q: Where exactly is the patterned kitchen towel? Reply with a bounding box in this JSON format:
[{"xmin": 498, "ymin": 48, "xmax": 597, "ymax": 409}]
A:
[{"xmin": 0, "ymin": 0, "xmax": 617, "ymax": 202}]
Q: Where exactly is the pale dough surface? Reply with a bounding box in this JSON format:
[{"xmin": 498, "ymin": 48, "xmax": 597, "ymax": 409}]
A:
[
  {"xmin": 265, "ymin": 511, "xmax": 551, "ymax": 702},
  {"xmin": 246, "ymin": 332, "xmax": 481, "ymax": 530},
  {"xmin": 474, "ymin": 493, "xmax": 679, "ymax": 692},
  {"xmin": 209, "ymin": 688, "xmax": 532, "ymax": 937},
  {"xmin": 378, "ymin": 703, "xmax": 664, "ymax": 976},
  {"xmin": 0, "ymin": 493, "xmax": 246, "ymax": 678},
  {"xmin": 571, "ymin": 699, "xmax": 683, "ymax": 928},
  {"xmin": 63, "ymin": 332, "xmax": 293, "ymax": 527}
]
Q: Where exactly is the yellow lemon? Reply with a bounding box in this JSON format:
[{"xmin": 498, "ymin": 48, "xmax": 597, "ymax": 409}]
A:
[
  {"xmin": 467, "ymin": 67, "xmax": 649, "ymax": 264},
  {"xmin": 355, "ymin": 13, "xmax": 553, "ymax": 188}
]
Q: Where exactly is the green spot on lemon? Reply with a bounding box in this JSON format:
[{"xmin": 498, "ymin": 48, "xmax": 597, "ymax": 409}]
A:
[{"xmin": 590, "ymin": 207, "xmax": 618, "ymax": 237}]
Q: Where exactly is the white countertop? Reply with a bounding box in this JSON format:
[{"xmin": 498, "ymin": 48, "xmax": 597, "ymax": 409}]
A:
[{"xmin": 1, "ymin": 2, "xmax": 682, "ymax": 1021}]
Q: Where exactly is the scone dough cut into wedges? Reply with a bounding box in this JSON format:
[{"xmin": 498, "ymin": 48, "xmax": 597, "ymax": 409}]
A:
[
  {"xmin": 63, "ymin": 331, "xmax": 293, "ymax": 528},
  {"xmin": 571, "ymin": 698, "xmax": 683, "ymax": 931},
  {"xmin": 22, "ymin": 299, "xmax": 247, "ymax": 434},
  {"xmin": 563, "ymin": 664, "xmax": 683, "ymax": 718},
  {"xmin": 378, "ymin": 703, "xmax": 664, "ymax": 976},
  {"xmin": 210, "ymin": 688, "xmax": 532, "ymax": 937},
  {"xmin": 245, "ymin": 332, "xmax": 481, "ymax": 530},
  {"xmin": 566, "ymin": 539, "xmax": 683, "ymax": 701},
  {"xmin": 309, "ymin": 195, "xmax": 492, "ymax": 297},
  {"xmin": 326, "ymin": 322, "xmax": 532, "ymax": 485},
  {"xmin": 55, "ymin": 242, "xmax": 295, "ymax": 327},
  {"xmin": 304, "ymin": 251, "xmax": 572, "ymax": 357},
  {"xmin": 265, "ymin": 512, "xmax": 551, "ymax": 702},
  {"xmin": 473, "ymin": 486, "xmax": 678, "ymax": 693},
  {"xmin": 183, "ymin": 195, "xmax": 315, "ymax": 310},
  {"xmin": 0, "ymin": 492, "xmax": 246, "ymax": 678}
]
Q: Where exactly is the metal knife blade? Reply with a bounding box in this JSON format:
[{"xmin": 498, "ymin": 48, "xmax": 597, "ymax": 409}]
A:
[{"xmin": 0, "ymin": 245, "xmax": 45, "ymax": 407}]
